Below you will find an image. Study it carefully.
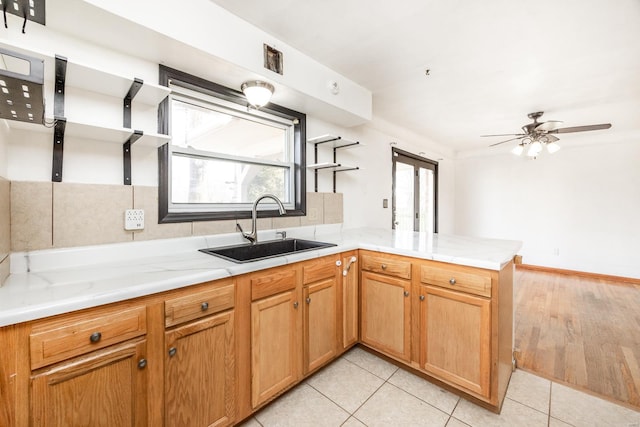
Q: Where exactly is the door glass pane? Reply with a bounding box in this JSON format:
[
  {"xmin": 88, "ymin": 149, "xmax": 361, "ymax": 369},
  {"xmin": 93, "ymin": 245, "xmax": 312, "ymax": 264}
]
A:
[
  {"xmin": 394, "ymin": 161, "xmax": 414, "ymax": 231},
  {"xmin": 419, "ymin": 168, "xmax": 435, "ymax": 233}
]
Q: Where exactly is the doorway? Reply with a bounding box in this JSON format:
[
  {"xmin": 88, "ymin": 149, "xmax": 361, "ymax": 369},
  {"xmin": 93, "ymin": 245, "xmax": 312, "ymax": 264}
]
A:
[{"xmin": 392, "ymin": 148, "xmax": 438, "ymax": 232}]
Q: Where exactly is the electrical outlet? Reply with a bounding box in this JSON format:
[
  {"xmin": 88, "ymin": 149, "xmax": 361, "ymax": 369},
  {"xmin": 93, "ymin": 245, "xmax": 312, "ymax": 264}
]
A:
[{"xmin": 125, "ymin": 209, "xmax": 144, "ymax": 231}]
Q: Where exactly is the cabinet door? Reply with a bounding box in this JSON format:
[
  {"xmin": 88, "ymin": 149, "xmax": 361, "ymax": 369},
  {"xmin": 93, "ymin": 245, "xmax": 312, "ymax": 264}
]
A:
[
  {"xmin": 420, "ymin": 285, "xmax": 491, "ymax": 398},
  {"xmin": 165, "ymin": 311, "xmax": 235, "ymax": 427},
  {"xmin": 251, "ymin": 290, "xmax": 299, "ymax": 408},
  {"xmin": 360, "ymin": 271, "xmax": 411, "ymax": 361},
  {"xmin": 342, "ymin": 253, "xmax": 359, "ymax": 349},
  {"xmin": 31, "ymin": 339, "xmax": 148, "ymax": 427},
  {"xmin": 304, "ymin": 278, "xmax": 337, "ymax": 374}
]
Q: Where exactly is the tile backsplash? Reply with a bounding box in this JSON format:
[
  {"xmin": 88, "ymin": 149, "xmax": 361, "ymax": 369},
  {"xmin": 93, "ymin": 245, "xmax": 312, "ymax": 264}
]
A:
[{"xmin": 9, "ymin": 181, "xmax": 343, "ymax": 252}]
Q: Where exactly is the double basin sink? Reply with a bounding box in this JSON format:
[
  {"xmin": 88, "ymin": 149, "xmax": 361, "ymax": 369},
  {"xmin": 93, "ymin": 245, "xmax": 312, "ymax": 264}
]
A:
[{"xmin": 200, "ymin": 238, "xmax": 337, "ymax": 263}]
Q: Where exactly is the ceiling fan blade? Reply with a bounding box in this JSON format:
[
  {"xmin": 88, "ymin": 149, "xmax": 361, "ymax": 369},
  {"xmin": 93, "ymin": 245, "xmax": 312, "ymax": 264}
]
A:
[
  {"xmin": 488, "ymin": 136, "xmax": 525, "ymax": 147},
  {"xmin": 481, "ymin": 133, "xmax": 525, "ymax": 138},
  {"xmin": 544, "ymin": 135, "xmax": 559, "ymax": 142},
  {"xmin": 548, "ymin": 123, "xmax": 611, "ymax": 134},
  {"xmin": 535, "ymin": 120, "xmax": 563, "ymax": 131}
]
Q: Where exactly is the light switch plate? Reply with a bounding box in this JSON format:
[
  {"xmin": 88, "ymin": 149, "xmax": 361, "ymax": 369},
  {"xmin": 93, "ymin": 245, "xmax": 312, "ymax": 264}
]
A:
[{"xmin": 125, "ymin": 209, "xmax": 144, "ymax": 230}]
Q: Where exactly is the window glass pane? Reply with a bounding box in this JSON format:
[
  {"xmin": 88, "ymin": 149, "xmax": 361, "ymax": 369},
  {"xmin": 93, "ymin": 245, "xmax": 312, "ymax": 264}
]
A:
[
  {"xmin": 171, "ymin": 155, "xmax": 289, "ymax": 204},
  {"xmin": 171, "ymin": 99, "xmax": 287, "ymax": 162}
]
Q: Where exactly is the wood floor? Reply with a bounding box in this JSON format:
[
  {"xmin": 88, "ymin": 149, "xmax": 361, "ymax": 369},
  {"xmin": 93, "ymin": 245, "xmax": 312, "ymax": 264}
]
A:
[{"xmin": 513, "ymin": 267, "xmax": 640, "ymax": 410}]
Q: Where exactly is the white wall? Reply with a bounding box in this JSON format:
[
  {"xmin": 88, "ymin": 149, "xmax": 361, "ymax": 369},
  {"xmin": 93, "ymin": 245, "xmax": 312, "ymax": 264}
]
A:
[{"xmin": 455, "ymin": 141, "xmax": 640, "ymax": 278}]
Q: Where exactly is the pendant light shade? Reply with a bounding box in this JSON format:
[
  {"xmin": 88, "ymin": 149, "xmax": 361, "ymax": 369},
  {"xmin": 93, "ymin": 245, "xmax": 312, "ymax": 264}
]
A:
[{"xmin": 241, "ymin": 80, "xmax": 274, "ymax": 108}]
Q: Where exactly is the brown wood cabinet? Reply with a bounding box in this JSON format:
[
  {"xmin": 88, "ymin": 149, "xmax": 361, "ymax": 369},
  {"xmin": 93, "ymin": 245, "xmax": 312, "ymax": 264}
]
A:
[
  {"xmin": 0, "ymin": 248, "xmax": 515, "ymax": 423},
  {"xmin": 419, "ymin": 284, "xmax": 491, "ymax": 397},
  {"xmin": 360, "ymin": 251, "xmax": 412, "ymax": 362},
  {"xmin": 250, "ymin": 266, "xmax": 301, "ymax": 409},
  {"xmin": 164, "ymin": 281, "xmax": 236, "ymax": 427},
  {"xmin": 31, "ymin": 339, "xmax": 148, "ymax": 427},
  {"xmin": 302, "ymin": 256, "xmax": 340, "ymax": 374}
]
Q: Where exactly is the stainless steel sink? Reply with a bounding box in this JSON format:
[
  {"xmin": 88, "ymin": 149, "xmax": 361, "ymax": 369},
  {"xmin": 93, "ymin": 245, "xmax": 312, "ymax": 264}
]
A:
[{"xmin": 199, "ymin": 238, "xmax": 337, "ymax": 263}]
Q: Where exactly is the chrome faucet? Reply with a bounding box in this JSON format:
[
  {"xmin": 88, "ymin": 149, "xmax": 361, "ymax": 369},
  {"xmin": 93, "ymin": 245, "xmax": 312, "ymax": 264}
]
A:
[{"xmin": 237, "ymin": 194, "xmax": 286, "ymax": 244}]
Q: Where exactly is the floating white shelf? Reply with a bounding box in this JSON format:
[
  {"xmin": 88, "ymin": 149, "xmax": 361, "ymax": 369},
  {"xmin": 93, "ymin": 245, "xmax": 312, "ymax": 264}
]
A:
[
  {"xmin": 0, "ymin": 40, "xmax": 170, "ymax": 106},
  {"xmin": 307, "ymin": 134, "xmax": 362, "ymax": 149}
]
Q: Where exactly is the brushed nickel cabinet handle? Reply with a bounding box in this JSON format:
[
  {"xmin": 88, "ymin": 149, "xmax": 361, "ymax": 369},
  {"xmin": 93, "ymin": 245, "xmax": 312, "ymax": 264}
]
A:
[
  {"xmin": 168, "ymin": 347, "xmax": 177, "ymax": 357},
  {"xmin": 201, "ymin": 301, "xmax": 209, "ymax": 311},
  {"xmin": 404, "ymin": 291, "xmax": 409, "ymax": 297},
  {"xmin": 293, "ymin": 301, "xmax": 299, "ymax": 309},
  {"xmin": 138, "ymin": 358, "xmax": 147, "ymax": 369},
  {"xmin": 420, "ymin": 295, "xmax": 425, "ymax": 301},
  {"xmin": 306, "ymin": 297, "xmax": 311, "ymax": 304},
  {"xmin": 381, "ymin": 264, "xmax": 387, "ymax": 270},
  {"xmin": 89, "ymin": 332, "xmax": 102, "ymax": 343},
  {"xmin": 449, "ymin": 278, "xmax": 456, "ymax": 285}
]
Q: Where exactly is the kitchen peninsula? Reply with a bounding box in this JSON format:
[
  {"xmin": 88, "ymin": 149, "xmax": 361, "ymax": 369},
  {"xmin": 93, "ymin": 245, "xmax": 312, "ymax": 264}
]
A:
[{"xmin": 0, "ymin": 226, "xmax": 520, "ymax": 425}]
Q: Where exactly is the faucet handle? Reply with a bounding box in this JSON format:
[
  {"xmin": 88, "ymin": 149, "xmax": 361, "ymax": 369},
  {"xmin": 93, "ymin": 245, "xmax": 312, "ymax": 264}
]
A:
[{"xmin": 276, "ymin": 231, "xmax": 287, "ymax": 240}]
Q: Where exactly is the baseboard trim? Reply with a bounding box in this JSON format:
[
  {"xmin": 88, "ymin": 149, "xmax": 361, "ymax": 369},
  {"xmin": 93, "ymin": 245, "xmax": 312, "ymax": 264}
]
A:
[{"xmin": 516, "ymin": 264, "xmax": 640, "ymax": 285}]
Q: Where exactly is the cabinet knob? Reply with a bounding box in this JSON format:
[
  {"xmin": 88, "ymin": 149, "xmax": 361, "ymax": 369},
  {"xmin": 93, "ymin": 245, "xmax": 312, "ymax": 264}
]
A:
[
  {"xmin": 293, "ymin": 301, "xmax": 299, "ymax": 309},
  {"xmin": 404, "ymin": 290, "xmax": 409, "ymax": 297},
  {"xmin": 336, "ymin": 260, "xmax": 342, "ymax": 267},
  {"xmin": 449, "ymin": 278, "xmax": 456, "ymax": 285},
  {"xmin": 201, "ymin": 301, "xmax": 209, "ymax": 311},
  {"xmin": 381, "ymin": 264, "xmax": 387, "ymax": 270},
  {"xmin": 306, "ymin": 297, "xmax": 311, "ymax": 304},
  {"xmin": 168, "ymin": 347, "xmax": 177, "ymax": 357},
  {"xmin": 137, "ymin": 358, "xmax": 147, "ymax": 369},
  {"xmin": 420, "ymin": 295, "xmax": 425, "ymax": 301},
  {"xmin": 89, "ymin": 332, "xmax": 102, "ymax": 343}
]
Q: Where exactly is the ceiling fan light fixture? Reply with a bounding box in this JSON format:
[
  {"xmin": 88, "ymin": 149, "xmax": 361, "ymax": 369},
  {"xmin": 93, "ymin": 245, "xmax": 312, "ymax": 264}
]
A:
[
  {"xmin": 241, "ymin": 80, "xmax": 274, "ymax": 108},
  {"xmin": 511, "ymin": 144, "xmax": 524, "ymax": 156},
  {"xmin": 546, "ymin": 141, "xmax": 561, "ymax": 153}
]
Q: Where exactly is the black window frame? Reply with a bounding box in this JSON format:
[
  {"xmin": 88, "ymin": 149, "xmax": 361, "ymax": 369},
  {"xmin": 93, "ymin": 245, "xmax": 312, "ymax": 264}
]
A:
[{"xmin": 157, "ymin": 65, "xmax": 306, "ymax": 223}]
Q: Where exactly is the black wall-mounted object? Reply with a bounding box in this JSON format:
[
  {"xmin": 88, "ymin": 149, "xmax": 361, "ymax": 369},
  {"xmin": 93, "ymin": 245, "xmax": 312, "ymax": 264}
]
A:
[
  {"xmin": 123, "ymin": 131, "xmax": 143, "ymax": 185},
  {"xmin": 2, "ymin": 0, "xmax": 46, "ymax": 27},
  {"xmin": 0, "ymin": 47, "xmax": 45, "ymax": 124},
  {"xmin": 51, "ymin": 55, "xmax": 67, "ymax": 182}
]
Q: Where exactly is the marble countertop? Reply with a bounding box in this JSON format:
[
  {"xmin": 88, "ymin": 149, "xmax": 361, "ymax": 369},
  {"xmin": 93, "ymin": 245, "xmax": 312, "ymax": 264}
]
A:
[{"xmin": 0, "ymin": 226, "xmax": 521, "ymax": 327}]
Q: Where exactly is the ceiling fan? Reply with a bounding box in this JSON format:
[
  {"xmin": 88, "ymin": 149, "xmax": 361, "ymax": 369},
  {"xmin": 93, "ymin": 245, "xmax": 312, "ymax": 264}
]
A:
[{"xmin": 482, "ymin": 111, "xmax": 611, "ymax": 157}]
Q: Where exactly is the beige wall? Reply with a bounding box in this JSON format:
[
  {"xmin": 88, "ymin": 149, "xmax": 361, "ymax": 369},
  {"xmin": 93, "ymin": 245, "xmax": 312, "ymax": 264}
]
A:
[
  {"xmin": 0, "ymin": 177, "xmax": 9, "ymax": 285},
  {"xmin": 10, "ymin": 181, "xmax": 343, "ymax": 252}
]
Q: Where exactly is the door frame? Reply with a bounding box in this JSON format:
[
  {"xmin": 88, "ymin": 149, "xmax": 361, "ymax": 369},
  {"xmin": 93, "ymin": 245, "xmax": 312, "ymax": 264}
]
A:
[{"xmin": 391, "ymin": 147, "xmax": 438, "ymax": 233}]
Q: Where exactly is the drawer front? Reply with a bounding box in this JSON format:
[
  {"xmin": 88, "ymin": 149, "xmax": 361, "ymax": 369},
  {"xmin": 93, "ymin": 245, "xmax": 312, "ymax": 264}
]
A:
[
  {"xmin": 303, "ymin": 257, "xmax": 338, "ymax": 284},
  {"xmin": 30, "ymin": 306, "xmax": 147, "ymax": 369},
  {"xmin": 165, "ymin": 282, "xmax": 235, "ymax": 328},
  {"xmin": 251, "ymin": 268, "xmax": 297, "ymax": 301},
  {"xmin": 420, "ymin": 264, "xmax": 491, "ymax": 297},
  {"xmin": 361, "ymin": 254, "xmax": 411, "ymax": 279}
]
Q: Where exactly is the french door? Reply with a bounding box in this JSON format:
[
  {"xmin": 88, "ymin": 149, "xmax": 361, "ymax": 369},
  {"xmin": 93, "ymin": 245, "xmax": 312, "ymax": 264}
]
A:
[{"xmin": 392, "ymin": 148, "xmax": 438, "ymax": 232}]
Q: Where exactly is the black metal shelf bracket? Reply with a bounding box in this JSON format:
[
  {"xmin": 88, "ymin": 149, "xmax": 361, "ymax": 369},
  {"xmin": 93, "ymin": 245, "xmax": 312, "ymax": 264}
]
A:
[
  {"xmin": 52, "ymin": 55, "xmax": 67, "ymax": 182},
  {"xmin": 123, "ymin": 130, "xmax": 143, "ymax": 185},
  {"xmin": 123, "ymin": 78, "xmax": 142, "ymax": 129},
  {"xmin": 309, "ymin": 135, "xmax": 360, "ymax": 193},
  {"xmin": 122, "ymin": 78, "xmax": 144, "ymax": 185},
  {"xmin": 52, "ymin": 117, "xmax": 66, "ymax": 182}
]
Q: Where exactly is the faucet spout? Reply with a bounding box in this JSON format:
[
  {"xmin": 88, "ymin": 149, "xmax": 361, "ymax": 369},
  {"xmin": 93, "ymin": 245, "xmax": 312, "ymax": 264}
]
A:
[{"xmin": 241, "ymin": 194, "xmax": 287, "ymax": 244}]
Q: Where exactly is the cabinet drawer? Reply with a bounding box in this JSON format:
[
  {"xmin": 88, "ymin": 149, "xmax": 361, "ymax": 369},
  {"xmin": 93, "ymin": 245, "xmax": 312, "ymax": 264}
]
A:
[
  {"xmin": 30, "ymin": 306, "xmax": 147, "ymax": 369},
  {"xmin": 420, "ymin": 264, "xmax": 491, "ymax": 297},
  {"xmin": 303, "ymin": 257, "xmax": 338, "ymax": 284},
  {"xmin": 361, "ymin": 254, "xmax": 411, "ymax": 279},
  {"xmin": 251, "ymin": 268, "xmax": 297, "ymax": 301},
  {"xmin": 165, "ymin": 282, "xmax": 235, "ymax": 328}
]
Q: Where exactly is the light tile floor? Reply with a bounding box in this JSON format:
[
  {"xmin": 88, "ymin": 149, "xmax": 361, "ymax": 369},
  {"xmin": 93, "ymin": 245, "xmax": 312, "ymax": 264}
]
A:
[{"xmin": 240, "ymin": 347, "xmax": 640, "ymax": 427}]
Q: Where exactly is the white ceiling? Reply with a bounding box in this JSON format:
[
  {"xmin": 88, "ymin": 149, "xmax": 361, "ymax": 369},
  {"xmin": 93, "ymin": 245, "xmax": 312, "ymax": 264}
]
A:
[{"xmin": 209, "ymin": 0, "xmax": 640, "ymax": 153}]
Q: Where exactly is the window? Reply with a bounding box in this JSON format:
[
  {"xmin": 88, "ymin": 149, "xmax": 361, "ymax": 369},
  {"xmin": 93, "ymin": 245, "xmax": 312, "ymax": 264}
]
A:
[
  {"xmin": 392, "ymin": 148, "xmax": 438, "ymax": 232},
  {"xmin": 158, "ymin": 66, "xmax": 306, "ymax": 222}
]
